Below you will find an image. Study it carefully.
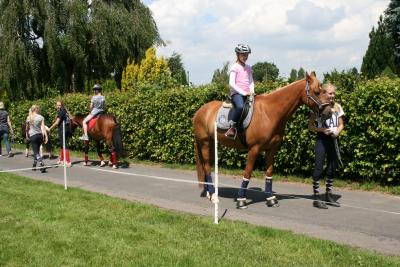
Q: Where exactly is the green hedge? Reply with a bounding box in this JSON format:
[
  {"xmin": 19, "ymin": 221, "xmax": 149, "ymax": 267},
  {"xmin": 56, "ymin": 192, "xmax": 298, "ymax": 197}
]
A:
[{"xmin": 7, "ymin": 78, "xmax": 400, "ymax": 184}]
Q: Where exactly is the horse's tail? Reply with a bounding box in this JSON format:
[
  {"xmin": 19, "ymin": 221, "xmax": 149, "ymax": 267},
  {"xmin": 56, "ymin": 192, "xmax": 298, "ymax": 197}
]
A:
[
  {"xmin": 112, "ymin": 120, "xmax": 126, "ymax": 158},
  {"xmin": 194, "ymin": 138, "xmax": 205, "ymax": 189}
]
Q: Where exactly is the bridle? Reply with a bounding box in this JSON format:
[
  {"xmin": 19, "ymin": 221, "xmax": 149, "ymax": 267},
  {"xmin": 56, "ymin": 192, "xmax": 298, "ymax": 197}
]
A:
[{"xmin": 305, "ymin": 80, "xmax": 330, "ymax": 113}]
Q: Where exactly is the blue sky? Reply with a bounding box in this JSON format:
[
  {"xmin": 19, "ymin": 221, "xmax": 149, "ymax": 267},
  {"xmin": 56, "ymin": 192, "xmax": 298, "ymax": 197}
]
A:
[{"xmin": 143, "ymin": 0, "xmax": 389, "ymax": 85}]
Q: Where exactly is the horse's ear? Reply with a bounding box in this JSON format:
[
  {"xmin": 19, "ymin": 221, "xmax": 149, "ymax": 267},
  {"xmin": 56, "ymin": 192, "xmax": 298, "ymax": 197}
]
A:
[
  {"xmin": 310, "ymin": 71, "xmax": 316, "ymax": 77},
  {"xmin": 305, "ymin": 71, "xmax": 310, "ymax": 80}
]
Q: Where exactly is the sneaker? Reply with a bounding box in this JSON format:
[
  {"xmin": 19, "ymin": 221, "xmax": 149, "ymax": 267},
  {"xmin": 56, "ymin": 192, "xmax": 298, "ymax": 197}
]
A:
[
  {"xmin": 40, "ymin": 161, "xmax": 46, "ymax": 173},
  {"xmin": 66, "ymin": 162, "xmax": 72, "ymax": 167},
  {"xmin": 326, "ymin": 192, "xmax": 340, "ymax": 207},
  {"xmin": 79, "ymin": 134, "xmax": 89, "ymax": 141},
  {"xmin": 7, "ymin": 153, "xmax": 13, "ymax": 158},
  {"xmin": 313, "ymin": 193, "xmax": 328, "ymax": 209}
]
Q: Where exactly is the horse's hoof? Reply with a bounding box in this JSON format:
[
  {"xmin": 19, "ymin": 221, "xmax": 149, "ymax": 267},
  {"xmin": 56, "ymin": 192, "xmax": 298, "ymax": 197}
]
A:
[
  {"xmin": 266, "ymin": 196, "xmax": 279, "ymax": 207},
  {"xmin": 210, "ymin": 194, "xmax": 219, "ymax": 204},
  {"xmin": 100, "ymin": 161, "xmax": 106, "ymax": 167},
  {"xmin": 200, "ymin": 189, "xmax": 207, "ymax": 197},
  {"xmin": 236, "ymin": 198, "xmax": 248, "ymax": 209},
  {"xmin": 112, "ymin": 165, "xmax": 118, "ymax": 169}
]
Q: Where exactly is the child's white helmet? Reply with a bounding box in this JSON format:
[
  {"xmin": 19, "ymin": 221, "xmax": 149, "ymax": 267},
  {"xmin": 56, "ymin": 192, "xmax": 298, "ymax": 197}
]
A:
[{"xmin": 235, "ymin": 44, "xmax": 251, "ymax": 54}]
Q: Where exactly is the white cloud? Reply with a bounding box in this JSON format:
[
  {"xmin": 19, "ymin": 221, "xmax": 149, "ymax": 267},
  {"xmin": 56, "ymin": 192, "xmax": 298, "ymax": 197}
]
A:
[{"xmin": 146, "ymin": 0, "xmax": 389, "ymax": 85}]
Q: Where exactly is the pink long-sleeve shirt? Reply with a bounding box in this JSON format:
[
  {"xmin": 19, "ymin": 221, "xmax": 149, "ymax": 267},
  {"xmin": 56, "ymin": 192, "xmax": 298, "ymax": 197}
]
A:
[{"xmin": 229, "ymin": 62, "xmax": 254, "ymax": 96}]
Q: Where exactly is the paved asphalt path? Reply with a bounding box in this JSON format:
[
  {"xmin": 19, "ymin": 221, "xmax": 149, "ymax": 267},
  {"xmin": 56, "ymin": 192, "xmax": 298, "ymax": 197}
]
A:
[{"xmin": 1, "ymin": 152, "xmax": 399, "ymax": 256}]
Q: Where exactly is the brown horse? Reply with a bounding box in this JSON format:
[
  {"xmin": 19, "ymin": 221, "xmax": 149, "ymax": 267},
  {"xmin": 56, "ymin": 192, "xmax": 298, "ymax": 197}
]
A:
[
  {"xmin": 71, "ymin": 114, "xmax": 125, "ymax": 169},
  {"xmin": 193, "ymin": 72, "xmax": 331, "ymax": 208}
]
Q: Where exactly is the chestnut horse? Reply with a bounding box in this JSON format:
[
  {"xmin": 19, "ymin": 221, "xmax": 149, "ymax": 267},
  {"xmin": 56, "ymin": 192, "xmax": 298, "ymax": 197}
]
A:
[
  {"xmin": 193, "ymin": 72, "xmax": 330, "ymax": 208},
  {"xmin": 71, "ymin": 114, "xmax": 125, "ymax": 169}
]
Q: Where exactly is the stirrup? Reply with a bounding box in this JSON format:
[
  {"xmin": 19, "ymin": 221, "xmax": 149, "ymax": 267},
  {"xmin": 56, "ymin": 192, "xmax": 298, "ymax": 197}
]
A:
[{"xmin": 225, "ymin": 128, "xmax": 237, "ymax": 139}]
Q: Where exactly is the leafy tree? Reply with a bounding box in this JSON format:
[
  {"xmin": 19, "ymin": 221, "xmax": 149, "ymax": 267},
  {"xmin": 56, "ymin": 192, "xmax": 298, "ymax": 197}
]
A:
[
  {"xmin": 384, "ymin": 0, "xmax": 400, "ymax": 74},
  {"xmin": 361, "ymin": 15, "xmax": 395, "ymax": 78},
  {"xmin": 297, "ymin": 67, "xmax": 305, "ymax": 80},
  {"xmin": 211, "ymin": 62, "xmax": 230, "ymax": 85},
  {"xmin": 122, "ymin": 47, "xmax": 174, "ymax": 90},
  {"xmin": 167, "ymin": 52, "xmax": 188, "ymax": 85},
  {"xmin": 381, "ymin": 66, "xmax": 397, "ymax": 79},
  {"xmin": 121, "ymin": 58, "xmax": 139, "ymax": 90},
  {"xmin": 288, "ymin": 69, "xmax": 298, "ymax": 83},
  {"xmin": 252, "ymin": 62, "xmax": 279, "ymax": 82},
  {"xmin": 0, "ymin": 0, "xmax": 162, "ymax": 100},
  {"xmin": 323, "ymin": 68, "xmax": 363, "ymax": 93}
]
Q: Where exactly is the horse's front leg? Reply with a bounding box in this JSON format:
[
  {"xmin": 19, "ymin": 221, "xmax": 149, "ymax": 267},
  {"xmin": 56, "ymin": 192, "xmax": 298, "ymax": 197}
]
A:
[
  {"xmin": 237, "ymin": 145, "xmax": 260, "ymax": 209},
  {"xmin": 96, "ymin": 141, "xmax": 106, "ymax": 167},
  {"xmin": 83, "ymin": 140, "xmax": 90, "ymax": 166},
  {"xmin": 198, "ymin": 138, "xmax": 218, "ymax": 203},
  {"xmin": 264, "ymin": 147, "xmax": 279, "ymax": 207}
]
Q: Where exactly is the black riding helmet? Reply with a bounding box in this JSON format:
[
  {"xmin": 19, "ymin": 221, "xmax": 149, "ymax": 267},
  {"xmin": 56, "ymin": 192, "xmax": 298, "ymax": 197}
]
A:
[{"xmin": 93, "ymin": 84, "xmax": 102, "ymax": 92}]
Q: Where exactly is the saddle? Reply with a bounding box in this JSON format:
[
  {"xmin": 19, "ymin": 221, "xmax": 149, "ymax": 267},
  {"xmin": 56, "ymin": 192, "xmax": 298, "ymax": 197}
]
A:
[{"xmin": 216, "ymin": 94, "xmax": 255, "ymax": 130}]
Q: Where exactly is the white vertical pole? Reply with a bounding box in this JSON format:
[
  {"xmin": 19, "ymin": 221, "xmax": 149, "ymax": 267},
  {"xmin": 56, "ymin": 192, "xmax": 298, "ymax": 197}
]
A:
[
  {"xmin": 214, "ymin": 121, "xmax": 219, "ymax": 224},
  {"xmin": 63, "ymin": 121, "xmax": 67, "ymax": 190}
]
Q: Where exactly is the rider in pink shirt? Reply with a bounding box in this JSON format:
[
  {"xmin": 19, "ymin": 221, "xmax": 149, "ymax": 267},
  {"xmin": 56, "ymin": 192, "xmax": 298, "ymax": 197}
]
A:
[{"xmin": 225, "ymin": 44, "xmax": 254, "ymax": 138}]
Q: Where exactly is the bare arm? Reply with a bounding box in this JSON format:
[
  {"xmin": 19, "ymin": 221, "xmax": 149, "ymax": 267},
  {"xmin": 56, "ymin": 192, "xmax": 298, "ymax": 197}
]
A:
[
  {"xmin": 49, "ymin": 117, "xmax": 60, "ymax": 131},
  {"xmin": 41, "ymin": 120, "xmax": 48, "ymax": 144},
  {"xmin": 334, "ymin": 117, "xmax": 345, "ymax": 137},
  {"xmin": 7, "ymin": 116, "xmax": 13, "ymax": 134},
  {"xmin": 25, "ymin": 121, "xmax": 29, "ymax": 139}
]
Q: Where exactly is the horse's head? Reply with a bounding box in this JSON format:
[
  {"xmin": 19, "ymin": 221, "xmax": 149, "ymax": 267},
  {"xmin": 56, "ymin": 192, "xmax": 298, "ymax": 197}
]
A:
[
  {"xmin": 70, "ymin": 115, "xmax": 83, "ymax": 133},
  {"xmin": 304, "ymin": 71, "xmax": 332, "ymax": 116}
]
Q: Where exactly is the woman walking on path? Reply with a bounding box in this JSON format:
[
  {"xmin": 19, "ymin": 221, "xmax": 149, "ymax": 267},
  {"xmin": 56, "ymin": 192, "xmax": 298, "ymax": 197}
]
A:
[
  {"xmin": 0, "ymin": 102, "xmax": 14, "ymax": 157},
  {"xmin": 27, "ymin": 105, "xmax": 48, "ymax": 173}
]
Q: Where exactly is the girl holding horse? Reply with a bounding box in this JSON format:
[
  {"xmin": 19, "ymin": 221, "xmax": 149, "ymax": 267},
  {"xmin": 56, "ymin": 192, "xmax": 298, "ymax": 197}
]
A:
[
  {"xmin": 79, "ymin": 84, "xmax": 105, "ymax": 141},
  {"xmin": 49, "ymin": 101, "xmax": 72, "ymax": 167},
  {"xmin": 308, "ymin": 83, "xmax": 344, "ymax": 209},
  {"xmin": 225, "ymin": 44, "xmax": 255, "ymax": 139},
  {"xmin": 26, "ymin": 105, "xmax": 48, "ymax": 173}
]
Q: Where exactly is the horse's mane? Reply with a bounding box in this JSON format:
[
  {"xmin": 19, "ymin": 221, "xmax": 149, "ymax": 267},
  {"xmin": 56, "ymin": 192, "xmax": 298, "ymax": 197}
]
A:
[{"xmin": 261, "ymin": 79, "xmax": 304, "ymax": 96}]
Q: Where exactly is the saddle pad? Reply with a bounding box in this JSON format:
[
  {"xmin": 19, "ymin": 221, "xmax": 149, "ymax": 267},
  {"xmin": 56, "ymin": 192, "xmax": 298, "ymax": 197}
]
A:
[
  {"xmin": 216, "ymin": 99, "xmax": 255, "ymax": 130},
  {"xmin": 88, "ymin": 117, "xmax": 98, "ymax": 130}
]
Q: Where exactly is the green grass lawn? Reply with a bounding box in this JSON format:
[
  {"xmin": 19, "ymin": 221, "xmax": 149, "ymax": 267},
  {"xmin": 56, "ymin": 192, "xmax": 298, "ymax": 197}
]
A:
[{"xmin": 0, "ymin": 172, "xmax": 399, "ymax": 266}]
